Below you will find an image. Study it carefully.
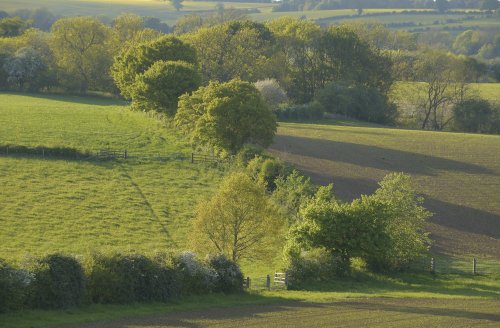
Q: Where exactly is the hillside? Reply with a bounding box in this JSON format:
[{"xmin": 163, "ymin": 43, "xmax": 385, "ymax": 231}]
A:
[
  {"xmin": 0, "ymin": 93, "xmax": 223, "ymax": 261},
  {"xmin": 270, "ymin": 122, "xmax": 500, "ymax": 259}
]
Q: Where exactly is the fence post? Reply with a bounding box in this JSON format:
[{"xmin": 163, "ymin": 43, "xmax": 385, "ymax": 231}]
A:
[
  {"xmin": 473, "ymin": 257, "xmax": 477, "ymax": 275},
  {"xmin": 285, "ymin": 272, "xmax": 289, "ymax": 286},
  {"xmin": 430, "ymin": 257, "xmax": 435, "ymax": 274},
  {"xmin": 246, "ymin": 277, "xmax": 251, "ymax": 289},
  {"xmin": 266, "ymin": 274, "xmax": 270, "ymax": 289},
  {"xmin": 124, "ymin": 150, "xmax": 128, "ymax": 159},
  {"xmin": 191, "ymin": 153, "xmax": 194, "ymax": 164}
]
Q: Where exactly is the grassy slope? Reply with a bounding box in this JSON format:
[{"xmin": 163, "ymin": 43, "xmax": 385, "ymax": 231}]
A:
[
  {"xmin": 270, "ymin": 122, "xmax": 500, "ymax": 259},
  {"xmin": 0, "ymin": 93, "xmax": 223, "ymax": 261}
]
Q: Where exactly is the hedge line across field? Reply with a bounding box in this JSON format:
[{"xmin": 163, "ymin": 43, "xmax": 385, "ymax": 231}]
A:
[{"xmin": 0, "ymin": 252, "xmax": 244, "ymax": 313}]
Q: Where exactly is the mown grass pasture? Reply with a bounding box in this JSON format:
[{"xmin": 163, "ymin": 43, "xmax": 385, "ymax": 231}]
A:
[
  {"xmin": 270, "ymin": 121, "xmax": 500, "ymax": 259},
  {"xmin": 0, "ymin": 93, "xmax": 223, "ymax": 261}
]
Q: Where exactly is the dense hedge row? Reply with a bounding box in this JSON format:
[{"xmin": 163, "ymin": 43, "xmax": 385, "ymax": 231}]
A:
[{"xmin": 0, "ymin": 252, "xmax": 243, "ymax": 313}]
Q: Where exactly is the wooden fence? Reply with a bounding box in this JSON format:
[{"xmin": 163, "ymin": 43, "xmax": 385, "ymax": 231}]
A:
[{"xmin": 1, "ymin": 146, "xmax": 226, "ymax": 165}]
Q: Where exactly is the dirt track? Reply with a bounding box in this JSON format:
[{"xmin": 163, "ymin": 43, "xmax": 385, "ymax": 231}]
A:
[{"xmin": 68, "ymin": 298, "xmax": 500, "ymax": 328}]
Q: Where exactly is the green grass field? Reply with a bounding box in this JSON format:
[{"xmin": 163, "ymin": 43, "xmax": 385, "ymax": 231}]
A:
[
  {"xmin": 270, "ymin": 121, "xmax": 500, "ymax": 259},
  {"xmin": 0, "ymin": 93, "xmax": 223, "ymax": 262}
]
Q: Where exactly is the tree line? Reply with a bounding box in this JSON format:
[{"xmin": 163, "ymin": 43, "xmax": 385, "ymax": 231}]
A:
[{"xmin": 1, "ymin": 12, "xmax": 499, "ymax": 134}]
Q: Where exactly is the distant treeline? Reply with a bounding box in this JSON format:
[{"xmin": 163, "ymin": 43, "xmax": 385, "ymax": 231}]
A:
[{"xmin": 273, "ymin": 0, "xmax": 499, "ymax": 12}]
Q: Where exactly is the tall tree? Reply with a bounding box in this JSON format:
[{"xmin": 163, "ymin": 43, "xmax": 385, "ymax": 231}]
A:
[
  {"xmin": 51, "ymin": 17, "xmax": 111, "ymax": 93},
  {"xmin": 192, "ymin": 172, "xmax": 283, "ymax": 262},
  {"xmin": 111, "ymin": 35, "xmax": 197, "ymax": 99},
  {"xmin": 435, "ymin": 0, "xmax": 449, "ymax": 13},
  {"xmin": 182, "ymin": 20, "xmax": 275, "ymax": 83},
  {"xmin": 175, "ymin": 79, "xmax": 277, "ymax": 154}
]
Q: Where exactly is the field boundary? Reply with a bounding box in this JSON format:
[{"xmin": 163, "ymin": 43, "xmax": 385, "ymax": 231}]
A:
[{"xmin": 0, "ymin": 145, "xmax": 227, "ymax": 165}]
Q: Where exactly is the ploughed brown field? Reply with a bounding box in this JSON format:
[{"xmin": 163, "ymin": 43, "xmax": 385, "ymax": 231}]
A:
[{"xmin": 270, "ymin": 122, "xmax": 500, "ymax": 259}]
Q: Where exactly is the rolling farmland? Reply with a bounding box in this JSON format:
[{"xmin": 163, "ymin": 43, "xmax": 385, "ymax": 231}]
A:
[{"xmin": 270, "ymin": 122, "xmax": 500, "ymax": 259}]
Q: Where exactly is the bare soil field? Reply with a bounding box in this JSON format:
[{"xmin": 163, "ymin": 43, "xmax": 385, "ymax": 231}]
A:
[
  {"xmin": 270, "ymin": 122, "xmax": 500, "ymax": 259},
  {"xmin": 69, "ymin": 298, "xmax": 500, "ymax": 328}
]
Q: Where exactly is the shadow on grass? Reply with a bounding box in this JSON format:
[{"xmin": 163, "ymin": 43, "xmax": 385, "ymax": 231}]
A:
[
  {"xmin": 271, "ymin": 135, "xmax": 493, "ymax": 176},
  {"xmin": 0, "ymin": 145, "xmax": 93, "ymax": 161},
  {"xmin": 0, "ymin": 91, "xmax": 125, "ymax": 106},
  {"xmin": 290, "ymin": 271, "xmax": 500, "ymax": 299}
]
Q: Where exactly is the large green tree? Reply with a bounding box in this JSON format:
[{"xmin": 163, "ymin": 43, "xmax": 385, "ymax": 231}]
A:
[
  {"xmin": 111, "ymin": 35, "xmax": 197, "ymax": 99},
  {"xmin": 51, "ymin": 17, "xmax": 112, "ymax": 93},
  {"xmin": 192, "ymin": 172, "xmax": 283, "ymax": 262},
  {"xmin": 175, "ymin": 79, "xmax": 277, "ymax": 154},
  {"xmin": 182, "ymin": 21, "xmax": 275, "ymax": 83},
  {"xmin": 130, "ymin": 60, "xmax": 200, "ymax": 115}
]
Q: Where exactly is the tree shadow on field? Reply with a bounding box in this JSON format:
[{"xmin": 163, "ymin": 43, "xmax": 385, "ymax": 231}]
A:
[
  {"xmin": 1, "ymin": 91, "xmax": 125, "ymax": 106},
  {"xmin": 271, "ymin": 135, "xmax": 493, "ymax": 176},
  {"xmin": 341, "ymin": 299, "xmax": 500, "ymax": 322},
  {"xmin": 70, "ymin": 297, "xmax": 500, "ymax": 328},
  {"xmin": 425, "ymin": 198, "xmax": 500, "ymax": 240}
]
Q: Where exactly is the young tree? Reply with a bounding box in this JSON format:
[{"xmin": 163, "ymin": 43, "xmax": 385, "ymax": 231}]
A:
[
  {"xmin": 452, "ymin": 99, "xmax": 497, "ymax": 133},
  {"xmin": 169, "ymin": 0, "xmax": 184, "ymax": 11},
  {"xmin": 191, "ymin": 172, "xmax": 283, "ymax": 262},
  {"xmin": 366, "ymin": 173, "xmax": 431, "ymax": 271},
  {"xmin": 175, "ymin": 79, "xmax": 277, "ymax": 154},
  {"xmin": 51, "ymin": 17, "xmax": 111, "ymax": 93}
]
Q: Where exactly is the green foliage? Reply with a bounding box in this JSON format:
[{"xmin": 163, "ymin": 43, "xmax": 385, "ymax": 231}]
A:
[
  {"xmin": 130, "ymin": 60, "xmax": 200, "ymax": 116},
  {"xmin": 191, "ymin": 172, "xmax": 283, "ymax": 262},
  {"xmin": 182, "ymin": 20, "xmax": 275, "ymax": 83},
  {"xmin": 233, "ymin": 144, "xmax": 265, "ymax": 167},
  {"xmin": 453, "ymin": 99, "xmax": 499, "ymax": 134},
  {"xmin": 285, "ymin": 173, "xmax": 431, "ymax": 278},
  {"xmin": 0, "ymin": 259, "xmax": 31, "ymax": 312},
  {"xmin": 207, "ymin": 254, "xmax": 244, "ymax": 294},
  {"xmin": 453, "ymin": 30, "xmax": 483, "ymax": 55},
  {"xmin": 274, "ymin": 101, "xmax": 324, "ymax": 121},
  {"xmin": 24, "ymin": 254, "xmax": 86, "ymax": 309},
  {"xmin": 175, "ymin": 79, "xmax": 277, "ymax": 154},
  {"xmin": 272, "ymin": 170, "xmax": 317, "ymax": 224},
  {"xmin": 51, "ymin": 16, "xmax": 112, "ymax": 93},
  {"xmin": 0, "ymin": 17, "xmax": 26, "ymax": 37},
  {"xmin": 111, "ymin": 35, "xmax": 197, "ymax": 100},
  {"xmin": 316, "ymin": 82, "xmax": 397, "ymax": 124},
  {"xmin": 365, "ymin": 173, "xmax": 432, "ymax": 272},
  {"xmin": 246, "ymin": 156, "xmax": 290, "ymax": 192},
  {"xmin": 83, "ymin": 253, "xmax": 178, "ymax": 304}
]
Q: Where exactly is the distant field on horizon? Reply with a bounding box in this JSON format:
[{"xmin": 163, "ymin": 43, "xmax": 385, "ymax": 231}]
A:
[
  {"xmin": 2, "ymin": 0, "xmax": 498, "ymax": 31},
  {"xmin": 270, "ymin": 122, "xmax": 500, "ymax": 259}
]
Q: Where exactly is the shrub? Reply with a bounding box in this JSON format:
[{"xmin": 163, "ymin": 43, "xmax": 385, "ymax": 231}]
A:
[
  {"xmin": 172, "ymin": 251, "xmax": 216, "ymax": 295},
  {"xmin": 24, "ymin": 254, "xmax": 86, "ymax": 309},
  {"xmin": 207, "ymin": 255, "xmax": 243, "ymax": 293},
  {"xmin": 254, "ymin": 79, "xmax": 288, "ymax": 110},
  {"xmin": 0, "ymin": 259, "xmax": 32, "ymax": 312},
  {"xmin": 84, "ymin": 253, "xmax": 178, "ymax": 304}
]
